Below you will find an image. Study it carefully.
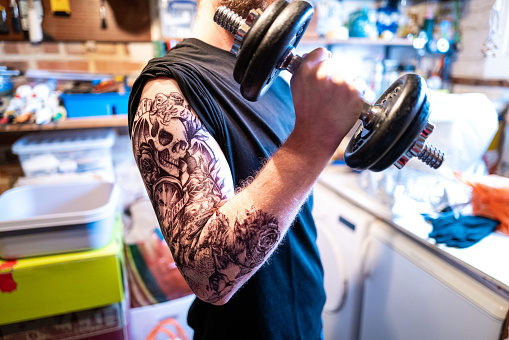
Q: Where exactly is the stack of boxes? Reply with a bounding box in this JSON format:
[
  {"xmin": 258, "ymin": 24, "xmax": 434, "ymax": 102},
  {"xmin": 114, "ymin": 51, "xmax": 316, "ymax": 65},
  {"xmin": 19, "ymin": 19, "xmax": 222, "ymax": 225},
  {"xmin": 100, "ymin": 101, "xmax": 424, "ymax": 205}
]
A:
[
  {"xmin": 0, "ymin": 221, "xmax": 127, "ymax": 339},
  {"xmin": 0, "ymin": 128, "xmax": 128, "ymax": 339}
]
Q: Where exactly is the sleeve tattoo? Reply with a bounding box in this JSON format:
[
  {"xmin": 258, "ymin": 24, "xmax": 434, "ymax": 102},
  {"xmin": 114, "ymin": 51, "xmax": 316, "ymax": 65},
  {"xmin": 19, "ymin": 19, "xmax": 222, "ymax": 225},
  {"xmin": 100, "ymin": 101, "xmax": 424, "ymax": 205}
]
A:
[{"xmin": 132, "ymin": 91, "xmax": 281, "ymax": 303}]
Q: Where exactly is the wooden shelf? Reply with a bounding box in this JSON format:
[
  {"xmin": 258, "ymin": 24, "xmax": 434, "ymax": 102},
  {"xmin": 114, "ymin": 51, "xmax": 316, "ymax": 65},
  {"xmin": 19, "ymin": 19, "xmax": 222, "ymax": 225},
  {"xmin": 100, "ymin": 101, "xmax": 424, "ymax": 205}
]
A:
[
  {"xmin": 451, "ymin": 77, "xmax": 509, "ymax": 88},
  {"xmin": 0, "ymin": 115, "xmax": 128, "ymax": 133},
  {"xmin": 301, "ymin": 36, "xmax": 415, "ymax": 47}
]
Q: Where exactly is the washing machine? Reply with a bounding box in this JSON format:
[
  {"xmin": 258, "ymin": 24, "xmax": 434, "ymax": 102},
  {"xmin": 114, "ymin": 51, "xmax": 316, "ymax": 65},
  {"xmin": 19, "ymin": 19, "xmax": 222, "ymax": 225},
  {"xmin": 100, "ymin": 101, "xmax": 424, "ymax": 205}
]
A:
[
  {"xmin": 312, "ymin": 181, "xmax": 376, "ymax": 340},
  {"xmin": 359, "ymin": 220, "xmax": 509, "ymax": 340}
]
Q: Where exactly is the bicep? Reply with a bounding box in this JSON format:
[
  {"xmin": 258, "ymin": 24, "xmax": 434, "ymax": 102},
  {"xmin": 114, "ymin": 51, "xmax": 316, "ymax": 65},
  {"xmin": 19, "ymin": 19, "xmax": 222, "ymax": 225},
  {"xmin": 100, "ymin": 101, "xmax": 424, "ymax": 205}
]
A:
[{"xmin": 131, "ymin": 77, "xmax": 234, "ymax": 248}]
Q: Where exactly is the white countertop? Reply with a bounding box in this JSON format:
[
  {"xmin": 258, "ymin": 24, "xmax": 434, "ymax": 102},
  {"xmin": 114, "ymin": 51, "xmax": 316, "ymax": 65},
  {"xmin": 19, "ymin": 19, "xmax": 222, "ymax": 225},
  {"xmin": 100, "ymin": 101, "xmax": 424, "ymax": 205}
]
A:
[{"xmin": 318, "ymin": 164, "xmax": 509, "ymax": 299}]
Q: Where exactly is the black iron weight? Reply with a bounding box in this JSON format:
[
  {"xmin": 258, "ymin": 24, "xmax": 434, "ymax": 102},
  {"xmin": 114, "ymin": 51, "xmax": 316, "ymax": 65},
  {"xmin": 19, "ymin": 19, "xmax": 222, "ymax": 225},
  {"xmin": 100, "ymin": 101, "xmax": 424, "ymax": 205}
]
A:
[{"xmin": 214, "ymin": 0, "xmax": 445, "ymax": 171}]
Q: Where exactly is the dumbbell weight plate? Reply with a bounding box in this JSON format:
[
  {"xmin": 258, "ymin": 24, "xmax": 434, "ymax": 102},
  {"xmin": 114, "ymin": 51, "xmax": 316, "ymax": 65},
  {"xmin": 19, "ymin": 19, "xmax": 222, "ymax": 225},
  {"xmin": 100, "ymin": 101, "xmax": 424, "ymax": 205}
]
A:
[
  {"xmin": 369, "ymin": 98, "xmax": 430, "ymax": 172},
  {"xmin": 344, "ymin": 74, "xmax": 427, "ymax": 171},
  {"xmin": 241, "ymin": 0, "xmax": 314, "ymax": 101},
  {"xmin": 234, "ymin": 0, "xmax": 288, "ymax": 84}
]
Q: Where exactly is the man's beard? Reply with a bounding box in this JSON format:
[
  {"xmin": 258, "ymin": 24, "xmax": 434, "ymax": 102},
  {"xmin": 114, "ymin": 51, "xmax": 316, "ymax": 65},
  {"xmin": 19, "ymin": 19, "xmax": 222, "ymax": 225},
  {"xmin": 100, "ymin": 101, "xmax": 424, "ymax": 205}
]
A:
[{"xmin": 218, "ymin": 0, "xmax": 268, "ymax": 18}]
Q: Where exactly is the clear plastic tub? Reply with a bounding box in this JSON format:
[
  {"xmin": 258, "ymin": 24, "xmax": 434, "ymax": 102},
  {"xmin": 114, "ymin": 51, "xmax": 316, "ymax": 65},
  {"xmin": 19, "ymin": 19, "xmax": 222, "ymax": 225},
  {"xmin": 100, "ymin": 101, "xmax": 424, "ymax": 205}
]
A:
[
  {"xmin": 0, "ymin": 181, "xmax": 118, "ymax": 259},
  {"xmin": 12, "ymin": 128, "xmax": 115, "ymax": 178}
]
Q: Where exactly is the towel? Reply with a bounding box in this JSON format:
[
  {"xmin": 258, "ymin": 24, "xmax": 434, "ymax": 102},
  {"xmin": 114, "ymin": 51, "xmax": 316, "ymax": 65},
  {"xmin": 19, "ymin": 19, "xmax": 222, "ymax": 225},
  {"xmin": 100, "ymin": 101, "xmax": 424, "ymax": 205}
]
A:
[{"xmin": 422, "ymin": 211, "xmax": 499, "ymax": 248}]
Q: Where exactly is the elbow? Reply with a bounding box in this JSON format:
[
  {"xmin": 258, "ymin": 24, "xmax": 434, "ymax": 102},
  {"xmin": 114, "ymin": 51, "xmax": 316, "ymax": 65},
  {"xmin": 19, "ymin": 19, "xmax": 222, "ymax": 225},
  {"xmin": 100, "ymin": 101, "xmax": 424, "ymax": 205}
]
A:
[
  {"xmin": 209, "ymin": 294, "xmax": 233, "ymax": 306},
  {"xmin": 212, "ymin": 300, "xmax": 229, "ymax": 306},
  {"xmin": 192, "ymin": 286, "xmax": 236, "ymax": 306},
  {"xmin": 196, "ymin": 296, "xmax": 229, "ymax": 306},
  {"xmin": 201, "ymin": 295, "xmax": 232, "ymax": 306},
  {"xmin": 178, "ymin": 264, "xmax": 241, "ymax": 306}
]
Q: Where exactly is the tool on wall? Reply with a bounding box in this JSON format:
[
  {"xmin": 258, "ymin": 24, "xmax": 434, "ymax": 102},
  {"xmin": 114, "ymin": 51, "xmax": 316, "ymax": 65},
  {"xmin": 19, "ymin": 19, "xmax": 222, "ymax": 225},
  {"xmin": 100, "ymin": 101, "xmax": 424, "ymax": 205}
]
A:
[
  {"xmin": 100, "ymin": 0, "xmax": 107, "ymax": 29},
  {"xmin": 482, "ymin": 0, "xmax": 502, "ymax": 57},
  {"xmin": 214, "ymin": 0, "xmax": 445, "ymax": 172},
  {"xmin": 27, "ymin": 0, "xmax": 42, "ymax": 43},
  {"xmin": 9, "ymin": 0, "xmax": 21, "ymax": 32},
  {"xmin": 18, "ymin": 0, "xmax": 43, "ymax": 41},
  {"xmin": 0, "ymin": 5, "xmax": 9, "ymax": 34},
  {"xmin": 49, "ymin": 0, "xmax": 71, "ymax": 15}
]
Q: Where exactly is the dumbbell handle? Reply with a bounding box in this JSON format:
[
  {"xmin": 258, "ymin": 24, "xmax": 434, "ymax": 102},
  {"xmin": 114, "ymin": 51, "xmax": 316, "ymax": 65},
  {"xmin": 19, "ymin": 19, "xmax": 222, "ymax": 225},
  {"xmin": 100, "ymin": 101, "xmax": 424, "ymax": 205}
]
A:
[
  {"xmin": 282, "ymin": 51, "xmax": 443, "ymax": 169},
  {"xmin": 282, "ymin": 52, "xmax": 378, "ymax": 128}
]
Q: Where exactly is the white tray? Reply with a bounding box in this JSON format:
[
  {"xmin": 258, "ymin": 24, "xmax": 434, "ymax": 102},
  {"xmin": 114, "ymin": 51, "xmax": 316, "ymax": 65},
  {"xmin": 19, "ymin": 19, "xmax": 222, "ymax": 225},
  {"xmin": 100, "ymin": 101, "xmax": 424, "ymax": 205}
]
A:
[{"xmin": 0, "ymin": 181, "xmax": 118, "ymax": 259}]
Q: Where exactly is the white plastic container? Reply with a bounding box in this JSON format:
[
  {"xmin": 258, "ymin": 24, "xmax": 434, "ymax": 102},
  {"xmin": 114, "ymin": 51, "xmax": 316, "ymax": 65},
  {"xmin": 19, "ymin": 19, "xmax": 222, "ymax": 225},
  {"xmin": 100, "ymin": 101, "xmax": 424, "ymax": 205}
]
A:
[
  {"xmin": 0, "ymin": 181, "xmax": 118, "ymax": 259},
  {"xmin": 129, "ymin": 294, "xmax": 195, "ymax": 340},
  {"xmin": 12, "ymin": 128, "xmax": 115, "ymax": 178}
]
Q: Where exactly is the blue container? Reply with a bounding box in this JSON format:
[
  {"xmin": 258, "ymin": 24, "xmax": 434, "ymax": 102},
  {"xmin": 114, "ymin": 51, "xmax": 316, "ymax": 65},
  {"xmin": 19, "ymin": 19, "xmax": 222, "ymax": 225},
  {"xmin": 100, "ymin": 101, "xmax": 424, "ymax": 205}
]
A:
[{"xmin": 61, "ymin": 91, "xmax": 131, "ymax": 118}]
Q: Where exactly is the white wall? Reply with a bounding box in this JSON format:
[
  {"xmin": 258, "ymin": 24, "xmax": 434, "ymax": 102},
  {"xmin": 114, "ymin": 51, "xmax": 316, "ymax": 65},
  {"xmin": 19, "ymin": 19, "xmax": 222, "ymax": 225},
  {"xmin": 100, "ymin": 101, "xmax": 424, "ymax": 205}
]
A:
[{"xmin": 451, "ymin": 0, "xmax": 509, "ymax": 80}]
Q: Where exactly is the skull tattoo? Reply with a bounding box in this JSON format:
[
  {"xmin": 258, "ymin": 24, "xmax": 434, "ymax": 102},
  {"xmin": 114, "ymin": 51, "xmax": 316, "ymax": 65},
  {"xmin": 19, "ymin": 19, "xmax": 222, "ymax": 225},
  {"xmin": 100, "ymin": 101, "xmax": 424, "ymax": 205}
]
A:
[
  {"xmin": 136, "ymin": 92, "xmax": 189, "ymax": 178},
  {"xmin": 151, "ymin": 117, "xmax": 189, "ymax": 178}
]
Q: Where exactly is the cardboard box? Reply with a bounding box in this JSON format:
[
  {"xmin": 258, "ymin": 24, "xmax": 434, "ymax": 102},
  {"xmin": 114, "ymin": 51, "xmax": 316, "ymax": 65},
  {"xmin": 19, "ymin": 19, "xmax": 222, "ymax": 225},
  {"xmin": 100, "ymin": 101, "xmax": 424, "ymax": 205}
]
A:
[
  {"xmin": 0, "ymin": 219, "xmax": 124, "ymax": 325},
  {"xmin": 0, "ymin": 302, "xmax": 128, "ymax": 340}
]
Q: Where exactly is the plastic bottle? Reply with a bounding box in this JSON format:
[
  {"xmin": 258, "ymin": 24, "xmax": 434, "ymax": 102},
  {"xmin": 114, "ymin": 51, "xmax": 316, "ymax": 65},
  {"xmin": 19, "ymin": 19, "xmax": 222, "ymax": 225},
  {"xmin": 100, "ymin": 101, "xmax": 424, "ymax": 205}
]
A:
[{"xmin": 27, "ymin": 0, "xmax": 42, "ymax": 43}]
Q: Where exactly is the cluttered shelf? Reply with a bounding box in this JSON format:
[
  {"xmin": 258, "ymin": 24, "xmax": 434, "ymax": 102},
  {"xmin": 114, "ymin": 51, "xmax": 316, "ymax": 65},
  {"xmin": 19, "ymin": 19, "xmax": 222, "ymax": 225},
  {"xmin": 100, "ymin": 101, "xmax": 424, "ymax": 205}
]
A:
[
  {"xmin": 450, "ymin": 77, "xmax": 509, "ymax": 88},
  {"xmin": 0, "ymin": 115, "xmax": 128, "ymax": 132},
  {"xmin": 300, "ymin": 36, "xmax": 415, "ymax": 47}
]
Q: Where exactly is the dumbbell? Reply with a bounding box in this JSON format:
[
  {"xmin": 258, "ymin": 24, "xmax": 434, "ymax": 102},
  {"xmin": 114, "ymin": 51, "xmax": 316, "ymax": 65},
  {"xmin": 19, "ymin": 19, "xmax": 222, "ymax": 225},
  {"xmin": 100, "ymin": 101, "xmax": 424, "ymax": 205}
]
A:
[{"xmin": 214, "ymin": 0, "xmax": 445, "ymax": 171}]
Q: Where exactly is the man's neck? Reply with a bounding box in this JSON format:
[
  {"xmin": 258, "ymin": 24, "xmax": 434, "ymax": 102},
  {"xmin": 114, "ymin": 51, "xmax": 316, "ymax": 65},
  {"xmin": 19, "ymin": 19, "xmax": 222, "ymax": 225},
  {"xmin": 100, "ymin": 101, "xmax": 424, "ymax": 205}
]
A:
[{"xmin": 190, "ymin": 2, "xmax": 235, "ymax": 51}]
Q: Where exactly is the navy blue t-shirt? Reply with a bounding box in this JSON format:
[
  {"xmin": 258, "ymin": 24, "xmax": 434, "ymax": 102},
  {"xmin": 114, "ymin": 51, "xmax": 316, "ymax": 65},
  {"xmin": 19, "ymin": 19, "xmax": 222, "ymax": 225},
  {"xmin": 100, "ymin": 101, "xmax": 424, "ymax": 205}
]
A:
[{"xmin": 128, "ymin": 38, "xmax": 325, "ymax": 339}]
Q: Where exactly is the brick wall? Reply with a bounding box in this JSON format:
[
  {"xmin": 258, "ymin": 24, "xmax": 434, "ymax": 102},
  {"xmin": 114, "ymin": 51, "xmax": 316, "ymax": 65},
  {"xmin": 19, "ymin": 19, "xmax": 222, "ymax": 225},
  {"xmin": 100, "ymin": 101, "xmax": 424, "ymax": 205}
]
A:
[{"xmin": 0, "ymin": 41, "xmax": 154, "ymax": 76}]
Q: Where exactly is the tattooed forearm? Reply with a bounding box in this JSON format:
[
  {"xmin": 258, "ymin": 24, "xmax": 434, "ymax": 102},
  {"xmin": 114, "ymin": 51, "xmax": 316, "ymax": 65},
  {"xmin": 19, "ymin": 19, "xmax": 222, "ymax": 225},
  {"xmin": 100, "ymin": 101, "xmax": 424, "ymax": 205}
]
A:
[
  {"xmin": 197, "ymin": 207, "xmax": 280, "ymax": 303},
  {"xmin": 132, "ymin": 89, "xmax": 280, "ymax": 303}
]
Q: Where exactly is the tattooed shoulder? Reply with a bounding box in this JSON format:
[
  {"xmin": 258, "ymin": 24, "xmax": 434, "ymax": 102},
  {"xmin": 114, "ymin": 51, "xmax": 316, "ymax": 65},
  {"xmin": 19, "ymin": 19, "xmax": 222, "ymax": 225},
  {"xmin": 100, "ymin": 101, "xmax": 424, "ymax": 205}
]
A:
[{"xmin": 132, "ymin": 87, "xmax": 233, "ymax": 236}]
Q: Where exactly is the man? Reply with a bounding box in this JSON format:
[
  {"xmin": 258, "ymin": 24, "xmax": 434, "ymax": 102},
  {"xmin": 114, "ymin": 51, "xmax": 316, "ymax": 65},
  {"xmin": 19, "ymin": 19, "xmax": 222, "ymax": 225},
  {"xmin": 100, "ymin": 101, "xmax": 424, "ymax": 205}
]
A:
[{"xmin": 128, "ymin": 0, "xmax": 362, "ymax": 338}]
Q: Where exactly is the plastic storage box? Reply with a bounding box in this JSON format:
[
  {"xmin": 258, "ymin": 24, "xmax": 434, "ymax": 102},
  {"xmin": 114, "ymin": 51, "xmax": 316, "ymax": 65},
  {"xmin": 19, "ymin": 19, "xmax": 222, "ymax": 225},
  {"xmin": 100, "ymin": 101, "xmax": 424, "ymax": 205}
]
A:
[
  {"xmin": 0, "ymin": 302, "xmax": 128, "ymax": 339},
  {"xmin": 60, "ymin": 91, "xmax": 130, "ymax": 117},
  {"xmin": 130, "ymin": 294, "xmax": 195, "ymax": 340},
  {"xmin": 0, "ymin": 180, "xmax": 118, "ymax": 259},
  {"xmin": 12, "ymin": 128, "xmax": 115, "ymax": 178}
]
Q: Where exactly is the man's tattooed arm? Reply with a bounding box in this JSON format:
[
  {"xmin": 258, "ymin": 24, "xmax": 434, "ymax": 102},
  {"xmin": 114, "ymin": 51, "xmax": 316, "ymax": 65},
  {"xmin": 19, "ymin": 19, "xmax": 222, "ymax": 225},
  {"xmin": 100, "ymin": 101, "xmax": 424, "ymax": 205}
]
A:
[
  {"xmin": 133, "ymin": 76, "xmax": 334, "ymax": 305},
  {"xmin": 133, "ymin": 78, "xmax": 285, "ymax": 305},
  {"xmin": 132, "ymin": 47, "xmax": 365, "ymax": 304}
]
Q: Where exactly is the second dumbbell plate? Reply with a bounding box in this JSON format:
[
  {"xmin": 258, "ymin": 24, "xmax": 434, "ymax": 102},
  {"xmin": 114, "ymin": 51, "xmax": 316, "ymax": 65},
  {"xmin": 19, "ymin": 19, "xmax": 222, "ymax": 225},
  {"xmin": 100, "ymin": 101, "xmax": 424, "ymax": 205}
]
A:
[
  {"xmin": 344, "ymin": 74, "xmax": 428, "ymax": 171},
  {"xmin": 369, "ymin": 98, "xmax": 430, "ymax": 171}
]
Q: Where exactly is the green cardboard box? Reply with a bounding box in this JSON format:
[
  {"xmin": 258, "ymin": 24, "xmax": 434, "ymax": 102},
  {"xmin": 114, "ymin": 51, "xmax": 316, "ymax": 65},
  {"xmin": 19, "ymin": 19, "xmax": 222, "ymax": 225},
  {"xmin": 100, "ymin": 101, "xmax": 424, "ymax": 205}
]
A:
[{"xmin": 0, "ymin": 219, "xmax": 124, "ymax": 325}]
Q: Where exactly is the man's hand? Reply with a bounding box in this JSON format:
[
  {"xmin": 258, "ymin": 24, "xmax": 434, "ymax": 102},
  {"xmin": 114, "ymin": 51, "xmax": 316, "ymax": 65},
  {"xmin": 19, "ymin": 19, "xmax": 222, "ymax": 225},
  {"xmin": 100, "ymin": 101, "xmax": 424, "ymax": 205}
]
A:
[{"xmin": 290, "ymin": 47, "xmax": 362, "ymax": 156}]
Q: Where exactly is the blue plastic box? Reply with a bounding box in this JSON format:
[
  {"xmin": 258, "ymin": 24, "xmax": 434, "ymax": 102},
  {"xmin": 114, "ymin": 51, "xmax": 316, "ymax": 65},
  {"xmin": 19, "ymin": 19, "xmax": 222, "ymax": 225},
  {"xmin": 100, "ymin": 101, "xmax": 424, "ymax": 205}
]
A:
[{"xmin": 61, "ymin": 91, "xmax": 130, "ymax": 118}]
